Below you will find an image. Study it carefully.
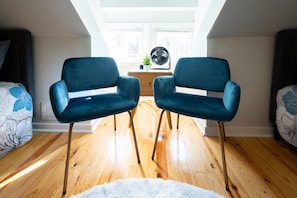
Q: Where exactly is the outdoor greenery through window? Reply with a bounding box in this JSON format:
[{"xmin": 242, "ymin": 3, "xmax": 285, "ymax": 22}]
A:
[{"xmin": 105, "ymin": 24, "xmax": 193, "ymax": 65}]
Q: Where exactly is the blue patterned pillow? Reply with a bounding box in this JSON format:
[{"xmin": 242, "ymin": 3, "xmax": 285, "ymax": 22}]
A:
[
  {"xmin": 282, "ymin": 85, "xmax": 297, "ymax": 115},
  {"xmin": 0, "ymin": 40, "xmax": 10, "ymax": 69},
  {"xmin": 9, "ymin": 84, "xmax": 32, "ymax": 112}
]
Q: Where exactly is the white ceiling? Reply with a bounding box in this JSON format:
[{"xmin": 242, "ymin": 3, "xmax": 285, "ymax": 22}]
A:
[
  {"xmin": 0, "ymin": 0, "xmax": 297, "ymax": 38},
  {"xmin": 208, "ymin": 0, "xmax": 297, "ymax": 37},
  {"xmin": 98, "ymin": 0, "xmax": 199, "ymax": 24},
  {"xmin": 100, "ymin": 0, "xmax": 198, "ymax": 7},
  {"xmin": 101, "ymin": 9, "xmax": 196, "ymax": 24}
]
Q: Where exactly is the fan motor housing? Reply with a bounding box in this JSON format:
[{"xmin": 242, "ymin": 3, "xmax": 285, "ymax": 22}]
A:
[{"xmin": 150, "ymin": 46, "xmax": 171, "ymax": 70}]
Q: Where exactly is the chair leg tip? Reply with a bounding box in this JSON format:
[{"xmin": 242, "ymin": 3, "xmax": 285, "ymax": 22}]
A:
[
  {"xmin": 226, "ymin": 186, "xmax": 230, "ymax": 191},
  {"xmin": 138, "ymin": 160, "xmax": 140, "ymax": 164},
  {"xmin": 63, "ymin": 191, "xmax": 66, "ymax": 195}
]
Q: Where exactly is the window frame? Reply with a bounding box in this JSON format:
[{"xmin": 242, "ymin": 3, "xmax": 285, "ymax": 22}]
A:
[{"xmin": 103, "ymin": 23, "xmax": 194, "ymax": 67}]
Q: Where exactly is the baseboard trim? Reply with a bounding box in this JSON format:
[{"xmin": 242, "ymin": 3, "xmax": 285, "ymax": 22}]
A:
[
  {"xmin": 33, "ymin": 119, "xmax": 102, "ymax": 133},
  {"xmin": 33, "ymin": 117, "xmax": 273, "ymax": 137},
  {"xmin": 193, "ymin": 118, "xmax": 273, "ymax": 137}
]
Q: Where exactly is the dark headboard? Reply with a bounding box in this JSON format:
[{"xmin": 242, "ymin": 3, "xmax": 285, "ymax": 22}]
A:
[
  {"xmin": 269, "ymin": 29, "xmax": 297, "ymax": 138},
  {"xmin": 0, "ymin": 29, "xmax": 34, "ymax": 98}
]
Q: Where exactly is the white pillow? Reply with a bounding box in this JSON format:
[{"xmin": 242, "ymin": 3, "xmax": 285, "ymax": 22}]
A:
[
  {"xmin": 276, "ymin": 85, "xmax": 297, "ymax": 147},
  {"xmin": 0, "ymin": 40, "xmax": 11, "ymax": 69}
]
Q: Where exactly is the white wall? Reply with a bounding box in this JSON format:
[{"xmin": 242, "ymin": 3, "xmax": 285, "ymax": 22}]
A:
[
  {"xmin": 71, "ymin": 0, "xmax": 109, "ymax": 56},
  {"xmin": 204, "ymin": 36, "xmax": 275, "ymax": 137},
  {"xmin": 32, "ymin": 36, "xmax": 93, "ymax": 132}
]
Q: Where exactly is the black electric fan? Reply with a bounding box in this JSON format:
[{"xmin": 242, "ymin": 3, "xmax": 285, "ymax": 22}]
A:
[{"xmin": 150, "ymin": 46, "xmax": 171, "ymax": 70}]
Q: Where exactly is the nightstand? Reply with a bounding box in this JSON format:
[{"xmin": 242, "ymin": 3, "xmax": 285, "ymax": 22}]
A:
[{"xmin": 128, "ymin": 70, "xmax": 172, "ymax": 96}]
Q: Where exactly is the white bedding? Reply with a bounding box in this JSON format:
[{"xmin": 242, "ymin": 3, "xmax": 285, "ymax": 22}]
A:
[
  {"xmin": 0, "ymin": 82, "xmax": 33, "ymax": 158},
  {"xmin": 276, "ymin": 85, "xmax": 297, "ymax": 147}
]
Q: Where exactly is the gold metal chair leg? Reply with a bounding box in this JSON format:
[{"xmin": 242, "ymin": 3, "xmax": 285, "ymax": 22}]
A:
[
  {"xmin": 222, "ymin": 122, "xmax": 227, "ymax": 142},
  {"xmin": 114, "ymin": 114, "xmax": 116, "ymax": 130},
  {"xmin": 166, "ymin": 111, "xmax": 172, "ymax": 129},
  {"xmin": 129, "ymin": 108, "xmax": 137, "ymax": 128},
  {"xmin": 152, "ymin": 109, "xmax": 166, "ymax": 160},
  {"xmin": 177, "ymin": 113, "xmax": 180, "ymax": 129},
  {"xmin": 63, "ymin": 123, "xmax": 74, "ymax": 195},
  {"xmin": 217, "ymin": 121, "xmax": 230, "ymax": 191},
  {"xmin": 128, "ymin": 111, "xmax": 140, "ymax": 163}
]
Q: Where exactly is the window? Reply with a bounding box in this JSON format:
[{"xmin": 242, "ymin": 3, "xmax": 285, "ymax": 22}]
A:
[
  {"xmin": 154, "ymin": 27, "xmax": 193, "ymax": 62},
  {"xmin": 106, "ymin": 27, "xmax": 144, "ymax": 63},
  {"xmin": 105, "ymin": 24, "xmax": 193, "ymax": 65}
]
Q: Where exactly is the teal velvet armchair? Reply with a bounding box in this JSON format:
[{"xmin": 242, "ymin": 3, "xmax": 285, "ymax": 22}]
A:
[
  {"xmin": 50, "ymin": 57, "xmax": 141, "ymax": 194},
  {"xmin": 152, "ymin": 57, "xmax": 240, "ymax": 191}
]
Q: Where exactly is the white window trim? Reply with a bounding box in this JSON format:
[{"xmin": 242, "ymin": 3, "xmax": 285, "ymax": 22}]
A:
[{"xmin": 103, "ymin": 23, "xmax": 194, "ymax": 67}]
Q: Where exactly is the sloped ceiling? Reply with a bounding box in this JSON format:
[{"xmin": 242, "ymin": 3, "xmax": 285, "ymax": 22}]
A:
[
  {"xmin": 0, "ymin": 0, "xmax": 297, "ymax": 38},
  {"xmin": 208, "ymin": 0, "xmax": 297, "ymax": 37},
  {"xmin": 0, "ymin": 0, "xmax": 89, "ymax": 37}
]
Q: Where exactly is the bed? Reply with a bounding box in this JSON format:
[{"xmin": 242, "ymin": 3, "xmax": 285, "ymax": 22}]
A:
[
  {"xmin": 269, "ymin": 29, "xmax": 297, "ymax": 147},
  {"xmin": 0, "ymin": 29, "xmax": 34, "ymax": 158}
]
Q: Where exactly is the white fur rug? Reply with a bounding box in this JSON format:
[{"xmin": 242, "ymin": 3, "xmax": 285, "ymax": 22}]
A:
[{"xmin": 71, "ymin": 178, "xmax": 223, "ymax": 198}]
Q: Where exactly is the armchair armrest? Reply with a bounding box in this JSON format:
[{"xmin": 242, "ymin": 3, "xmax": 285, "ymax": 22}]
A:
[
  {"xmin": 153, "ymin": 76, "xmax": 175, "ymax": 101},
  {"xmin": 223, "ymin": 80, "xmax": 241, "ymax": 120},
  {"xmin": 117, "ymin": 76, "xmax": 140, "ymax": 103},
  {"xmin": 49, "ymin": 80, "xmax": 69, "ymax": 122}
]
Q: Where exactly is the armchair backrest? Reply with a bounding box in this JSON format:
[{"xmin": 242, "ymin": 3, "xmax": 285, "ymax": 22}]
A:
[
  {"xmin": 174, "ymin": 57, "xmax": 230, "ymax": 92},
  {"xmin": 62, "ymin": 57, "xmax": 119, "ymax": 92}
]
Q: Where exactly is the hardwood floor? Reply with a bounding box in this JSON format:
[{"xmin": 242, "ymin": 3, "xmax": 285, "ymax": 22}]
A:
[{"xmin": 0, "ymin": 100, "xmax": 297, "ymax": 198}]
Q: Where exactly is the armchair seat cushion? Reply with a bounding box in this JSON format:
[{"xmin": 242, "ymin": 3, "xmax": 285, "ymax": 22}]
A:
[
  {"xmin": 61, "ymin": 93, "xmax": 137, "ymax": 123},
  {"xmin": 156, "ymin": 93, "xmax": 232, "ymax": 122}
]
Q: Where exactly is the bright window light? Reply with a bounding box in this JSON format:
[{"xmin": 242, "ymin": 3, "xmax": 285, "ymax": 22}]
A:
[
  {"xmin": 155, "ymin": 28, "xmax": 193, "ymax": 62},
  {"xmin": 106, "ymin": 28, "xmax": 144, "ymax": 63},
  {"xmin": 105, "ymin": 24, "xmax": 193, "ymax": 65}
]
